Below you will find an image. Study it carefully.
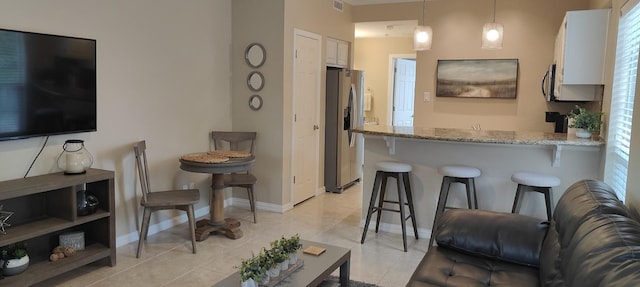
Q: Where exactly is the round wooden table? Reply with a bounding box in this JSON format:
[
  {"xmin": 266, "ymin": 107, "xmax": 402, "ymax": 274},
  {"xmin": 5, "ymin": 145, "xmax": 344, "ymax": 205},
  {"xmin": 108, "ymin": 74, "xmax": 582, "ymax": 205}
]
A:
[{"xmin": 179, "ymin": 155, "xmax": 255, "ymax": 241}]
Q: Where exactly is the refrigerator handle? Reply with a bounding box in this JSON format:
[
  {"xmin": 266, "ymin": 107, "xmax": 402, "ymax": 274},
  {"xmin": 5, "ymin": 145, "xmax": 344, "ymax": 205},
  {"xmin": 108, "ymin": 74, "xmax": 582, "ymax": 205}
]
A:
[
  {"xmin": 541, "ymin": 69, "xmax": 549, "ymax": 97},
  {"xmin": 348, "ymin": 83, "xmax": 357, "ymax": 147},
  {"xmin": 343, "ymin": 108, "xmax": 351, "ymax": 131}
]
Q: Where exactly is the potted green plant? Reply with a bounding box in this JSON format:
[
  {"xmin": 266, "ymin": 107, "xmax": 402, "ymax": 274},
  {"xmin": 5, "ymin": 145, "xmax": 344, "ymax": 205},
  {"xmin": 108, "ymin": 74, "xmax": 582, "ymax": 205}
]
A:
[
  {"xmin": 280, "ymin": 234, "xmax": 302, "ymax": 265},
  {"xmin": 269, "ymin": 241, "xmax": 289, "ymax": 271},
  {"xmin": 567, "ymin": 105, "xmax": 603, "ymax": 138},
  {"xmin": 0, "ymin": 242, "xmax": 29, "ymax": 276},
  {"xmin": 237, "ymin": 255, "xmax": 266, "ymax": 287},
  {"xmin": 259, "ymin": 247, "xmax": 279, "ymax": 278}
]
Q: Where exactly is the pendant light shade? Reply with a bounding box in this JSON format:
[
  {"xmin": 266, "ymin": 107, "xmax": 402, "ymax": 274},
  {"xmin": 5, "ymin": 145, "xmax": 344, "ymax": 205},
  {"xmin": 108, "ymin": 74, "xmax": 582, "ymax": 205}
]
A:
[
  {"xmin": 413, "ymin": 0, "xmax": 432, "ymax": 51},
  {"xmin": 482, "ymin": 22, "xmax": 503, "ymax": 49},
  {"xmin": 414, "ymin": 25, "xmax": 432, "ymax": 51},
  {"xmin": 482, "ymin": 0, "xmax": 503, "ymax": 49}
]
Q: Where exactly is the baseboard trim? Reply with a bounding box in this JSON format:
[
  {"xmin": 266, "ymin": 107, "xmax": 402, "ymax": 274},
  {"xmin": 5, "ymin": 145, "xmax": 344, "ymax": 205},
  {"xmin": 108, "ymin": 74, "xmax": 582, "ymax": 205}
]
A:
[
  {"xmin": 360, "ymin": 220, "xmax": 432, "ymax": 239},
  {"xmin": 116, "ymin": 206, "xmax": 210, "ymax": 247},
  {"xmin": 116, "ymin": 197, "xmax": 287, "ymax": 247},
  {"xmin": 231, "ymin": 197, "xmax": 288, "ymax": 213}
]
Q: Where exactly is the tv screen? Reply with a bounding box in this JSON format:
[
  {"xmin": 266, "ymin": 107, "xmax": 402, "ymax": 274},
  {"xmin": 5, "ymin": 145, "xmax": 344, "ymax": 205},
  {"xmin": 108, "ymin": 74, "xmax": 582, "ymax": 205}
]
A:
[{"xmin": 0, "ymin": 28, "xmax": 96, "ymax": 141}]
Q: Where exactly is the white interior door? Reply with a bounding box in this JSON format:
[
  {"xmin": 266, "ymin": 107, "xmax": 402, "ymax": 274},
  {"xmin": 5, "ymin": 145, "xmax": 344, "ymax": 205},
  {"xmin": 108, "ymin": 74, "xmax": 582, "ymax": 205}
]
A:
[
  {"xmin": 293, "ymin": 30, "xmax": 321, "ymax": 205},
  {"xmin": 392, "ymin": 58, "xmax": 416, "ymax": 126}
]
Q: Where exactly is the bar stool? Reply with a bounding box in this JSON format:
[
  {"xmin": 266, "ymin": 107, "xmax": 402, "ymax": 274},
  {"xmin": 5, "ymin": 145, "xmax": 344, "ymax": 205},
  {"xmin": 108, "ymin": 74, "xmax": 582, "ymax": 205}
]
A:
[
  {"xmin": 511, "ymin": 171, "xmax": 560, "ymax": 221},
  {"xmin": 429, "ymin": 165, "xmax": 481, "ymax": 248},
  {"xmin": 361, "ymin": 161, "xmax": 418, "ymax": 252}
]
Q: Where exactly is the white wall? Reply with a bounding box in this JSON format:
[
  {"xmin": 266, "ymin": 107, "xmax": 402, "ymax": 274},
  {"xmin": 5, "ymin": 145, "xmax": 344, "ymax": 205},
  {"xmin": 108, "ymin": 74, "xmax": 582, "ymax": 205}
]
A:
[
  {"xmin": 230, "ymin": 0, "xmax": 355, "ymax": 208},
  {"xmin": 355, "ymin": 0, "xmax": 591, "ymax": 132},
  {"xmin": 231, "ymin": 0, "xmax": 286, "ymax": 208},
  {"xmin": 0, "ymin": 0, "xmax": 233, "ymax": 245}
]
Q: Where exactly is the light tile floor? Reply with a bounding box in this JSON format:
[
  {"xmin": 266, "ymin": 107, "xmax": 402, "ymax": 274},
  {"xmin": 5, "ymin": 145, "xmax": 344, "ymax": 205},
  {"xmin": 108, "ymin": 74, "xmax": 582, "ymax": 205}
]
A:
[{"xmin": 36, "ymin": 183, "xmax": 428, "ymax": 286}]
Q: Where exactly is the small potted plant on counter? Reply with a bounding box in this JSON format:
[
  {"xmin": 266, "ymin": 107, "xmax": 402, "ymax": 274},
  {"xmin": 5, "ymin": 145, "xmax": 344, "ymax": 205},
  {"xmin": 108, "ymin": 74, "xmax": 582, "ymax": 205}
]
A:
[
  {"xmin": 0, "ymin": 242, "xmax": 29, "ymax": 276},
  {"xmin": 567, "ymin": 105, "xmax": 603, "ymax": 138}
]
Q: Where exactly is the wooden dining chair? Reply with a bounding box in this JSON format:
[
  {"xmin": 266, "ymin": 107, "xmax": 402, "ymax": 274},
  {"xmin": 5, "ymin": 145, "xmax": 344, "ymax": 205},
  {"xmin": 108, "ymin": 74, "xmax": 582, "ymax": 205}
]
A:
[
  {"xmin": 210, "ymin": 131, "xmax": 258, "ymax": 223},
  {"xmin": 133, "ymin": 140, "xmax": 200, "ymax": 258}
]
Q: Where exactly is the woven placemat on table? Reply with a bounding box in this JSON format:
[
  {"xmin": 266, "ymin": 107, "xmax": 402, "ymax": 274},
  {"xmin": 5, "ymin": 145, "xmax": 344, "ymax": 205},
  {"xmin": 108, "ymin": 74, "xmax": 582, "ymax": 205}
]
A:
[
  {"xmin": 207, "ymin": 150, "xmax": 251, "ymax": 158},
  {"xmin": 181, "ymin": 152, "xmax": 229, "ymax": 163}
]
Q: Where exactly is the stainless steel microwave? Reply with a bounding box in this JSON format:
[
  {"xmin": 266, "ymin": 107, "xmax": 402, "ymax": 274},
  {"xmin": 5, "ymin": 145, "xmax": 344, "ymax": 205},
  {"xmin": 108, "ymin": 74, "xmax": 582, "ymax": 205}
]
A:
[
  {"xmin": 542, "ymin": 64, "xmax": 556, "ymax": 101},
  {"xmin": 541, "ymin": 63, "xmax": 600, "ymax": 102}
]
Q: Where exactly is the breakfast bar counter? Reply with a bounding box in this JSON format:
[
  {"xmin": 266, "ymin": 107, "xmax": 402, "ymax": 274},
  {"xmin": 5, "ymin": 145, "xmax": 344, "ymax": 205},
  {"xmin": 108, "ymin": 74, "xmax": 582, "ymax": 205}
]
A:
[
  {"xmin": 353, "ymin": 125, "xmax": 604, "ymax": 146},
  {"xmin": 352, "ymin": 125, "xmax": 604, "ymax": 244}
]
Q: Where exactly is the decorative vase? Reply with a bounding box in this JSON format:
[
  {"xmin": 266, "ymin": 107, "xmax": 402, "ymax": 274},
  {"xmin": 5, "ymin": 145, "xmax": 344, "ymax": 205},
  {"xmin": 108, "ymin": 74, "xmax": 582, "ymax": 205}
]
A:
[
  {"xmin": 575, "ymin": 128, "xmax": 592, "ymax": 138},
  {"xmin": 267, "ymin": 266, "xmax": 280, "ymax": 277},
  {"xmin": 77, "ymin": 190, "xmax": 99, "ymax": 216},
  {"xmin": 1, "ymin": 255, "xmax": 29, "ymax": 276},
  {"xmin": 240, "ymin": 278, "xmax": 257, "ymax": 287},
  {"xmin": 289, "ymin": 253, "xmax": 298, "ymax": 265}
]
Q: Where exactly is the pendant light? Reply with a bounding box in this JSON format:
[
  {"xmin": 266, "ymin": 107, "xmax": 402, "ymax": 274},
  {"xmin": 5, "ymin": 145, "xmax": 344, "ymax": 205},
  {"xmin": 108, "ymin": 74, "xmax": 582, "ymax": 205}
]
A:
[
  {"xmin": 482, "ymin": 0, "xmax": 503, "ymax": 49},
  {"xmin": 413, "ymin": 0, "xmax": 432, "ymax": 51}
]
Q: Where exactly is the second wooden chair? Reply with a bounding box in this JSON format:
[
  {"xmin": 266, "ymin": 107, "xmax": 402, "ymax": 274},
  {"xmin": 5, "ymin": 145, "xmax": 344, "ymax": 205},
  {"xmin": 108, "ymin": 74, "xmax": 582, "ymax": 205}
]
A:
[{"xmin": 210, "ymin": 131, "xmax": 258, "ymax": 223}]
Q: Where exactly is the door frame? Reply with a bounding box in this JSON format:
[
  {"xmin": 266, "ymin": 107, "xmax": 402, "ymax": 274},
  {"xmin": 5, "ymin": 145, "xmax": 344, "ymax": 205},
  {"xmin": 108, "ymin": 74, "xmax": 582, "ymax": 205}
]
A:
[
  {"xmin": 387, "ymin": 54, "xmax": 417, "ymax": 125},
  {"xmin": 290, "ymin": 28, "xmax": 322, "ymax": 205}
]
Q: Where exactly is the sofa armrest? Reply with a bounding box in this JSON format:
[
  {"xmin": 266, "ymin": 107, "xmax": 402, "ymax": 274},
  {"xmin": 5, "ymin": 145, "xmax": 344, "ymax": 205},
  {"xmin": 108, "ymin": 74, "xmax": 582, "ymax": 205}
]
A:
[{"xmin": 435, "ymin": 209, "xmax": 549, "ymax": 267}]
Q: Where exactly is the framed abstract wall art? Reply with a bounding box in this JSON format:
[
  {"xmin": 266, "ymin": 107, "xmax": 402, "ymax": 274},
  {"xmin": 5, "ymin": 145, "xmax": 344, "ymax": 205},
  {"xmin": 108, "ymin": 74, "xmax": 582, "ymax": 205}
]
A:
[{"xmin": 436, "ymin": 59, "xmax": 519, "ymax": 98}]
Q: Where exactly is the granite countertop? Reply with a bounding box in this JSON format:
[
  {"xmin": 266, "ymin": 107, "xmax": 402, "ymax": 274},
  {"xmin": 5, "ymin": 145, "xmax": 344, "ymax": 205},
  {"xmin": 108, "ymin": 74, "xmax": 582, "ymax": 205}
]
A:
[{"xmin": 353, "ymin": 125, "xmax": 604, "ymax": 147}]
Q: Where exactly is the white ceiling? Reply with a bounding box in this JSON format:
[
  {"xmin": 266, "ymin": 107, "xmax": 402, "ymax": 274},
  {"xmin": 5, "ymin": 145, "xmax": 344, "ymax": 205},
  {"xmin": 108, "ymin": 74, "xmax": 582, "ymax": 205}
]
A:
[
  {"xmin": 345, "ymin": 0, "xmax": 421, "ymax": 38},
  {"xmin": 354, "ymin": 20, "xmax": 417, "ymax": 38}
]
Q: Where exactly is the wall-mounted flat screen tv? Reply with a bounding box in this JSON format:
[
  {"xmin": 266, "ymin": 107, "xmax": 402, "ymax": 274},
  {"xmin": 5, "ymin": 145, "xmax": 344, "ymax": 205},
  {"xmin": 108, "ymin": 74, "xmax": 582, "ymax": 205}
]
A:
[{"xmin": 0, "ymin": 28, "xmax": 96, "ymax": 141}]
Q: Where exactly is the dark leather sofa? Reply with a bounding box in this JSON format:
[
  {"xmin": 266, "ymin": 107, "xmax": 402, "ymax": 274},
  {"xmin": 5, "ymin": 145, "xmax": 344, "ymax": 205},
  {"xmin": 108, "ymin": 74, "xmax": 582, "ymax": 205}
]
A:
[{"xmin": 407, "ymin": 179, "xmax": 640, "ymax": 287}]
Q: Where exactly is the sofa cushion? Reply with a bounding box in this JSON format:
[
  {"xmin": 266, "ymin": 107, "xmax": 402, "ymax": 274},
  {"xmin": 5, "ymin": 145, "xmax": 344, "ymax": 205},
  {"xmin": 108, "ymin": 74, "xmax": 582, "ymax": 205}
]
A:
[
  {"xmin": 407, "ymin": 246, "xmax": 539, "ymax": 287},
  {"xmin": 552, "ymin": 180, "xmax": 629, "ymax": 248},
  {"xmin": 540, "ymin": 179, "xmax": 640, "ymax": 287},
  {"xmin": 435, "ymin": 209, "xmax": 548, "ymax": 267}
]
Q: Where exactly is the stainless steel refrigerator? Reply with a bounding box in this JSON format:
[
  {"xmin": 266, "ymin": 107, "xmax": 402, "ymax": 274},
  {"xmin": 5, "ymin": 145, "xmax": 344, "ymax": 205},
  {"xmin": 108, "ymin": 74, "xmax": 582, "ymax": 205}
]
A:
[{"xmin": 324, "ymin": 68, "xmax": 364, "ymax": 193}]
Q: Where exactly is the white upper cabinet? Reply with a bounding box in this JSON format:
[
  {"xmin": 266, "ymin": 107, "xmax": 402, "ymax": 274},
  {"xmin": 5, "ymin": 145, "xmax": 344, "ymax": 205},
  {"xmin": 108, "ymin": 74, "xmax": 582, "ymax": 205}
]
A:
[
  {"xmin": 553, "ymin": 9, "xmax": 610, "ymax": 101},
  {"xmin": 327, "ymin": 37, "xmax": 349, "ymax": 68}
]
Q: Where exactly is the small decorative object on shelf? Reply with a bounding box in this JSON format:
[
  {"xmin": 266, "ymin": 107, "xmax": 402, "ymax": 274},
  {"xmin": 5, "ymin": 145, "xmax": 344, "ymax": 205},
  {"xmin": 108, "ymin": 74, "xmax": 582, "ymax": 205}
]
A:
[
  {"xmin": 77, "ymin": 190, "xmax": 99, "ymax": 216},
  {"xmin": 56, "ymin": 139, "xmax": 94, "ymax": 175},
  {"xmin": 49, "ymin": 245, "xmax": 77, "ymax": 262},
  {"xmin": 567, "ymin": 105, "xmax": 603, "ymax": 139},
  {"xmin": 0, "ymin": 205, "xmax": 13, "ymax": 234},
  {"xmin": 236, "ymin": 234, "xmax": 305, "ymax": 287},
  {"xmin": 0, "ymin": 242, "xmax": 29, "ymax": 276},
  {"xmin": 59, "ymin": 231, "xmax": 85, "ymax": 250}
]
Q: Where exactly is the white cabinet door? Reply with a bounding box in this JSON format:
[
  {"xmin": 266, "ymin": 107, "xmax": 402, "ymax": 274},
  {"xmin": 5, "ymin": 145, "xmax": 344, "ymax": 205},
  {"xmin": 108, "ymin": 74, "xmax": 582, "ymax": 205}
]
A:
[
  {"xmin": 337, "ymin": 41, "xmax": 349, "ymax": 66},
  {"xmin": 553, "ymin": 9, "xmax": 609, "ymax": 101},
  {"xmin": 326, "ymin": 38, "xmax": 338, "ymax": 66},
  {"xmin": 561, "ymin": 9, "xmax": 609, "ymax": 85},
  {"xmin": 326, "ymin": 37, "xmax": 349, "ymax": 68}
]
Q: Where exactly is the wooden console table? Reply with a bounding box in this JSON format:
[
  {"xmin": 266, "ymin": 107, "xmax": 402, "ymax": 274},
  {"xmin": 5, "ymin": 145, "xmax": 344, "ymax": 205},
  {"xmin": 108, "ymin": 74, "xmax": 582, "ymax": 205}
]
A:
[{"xmin": 0, "ymin": 168, "xmax": 115, "ymax": 286}]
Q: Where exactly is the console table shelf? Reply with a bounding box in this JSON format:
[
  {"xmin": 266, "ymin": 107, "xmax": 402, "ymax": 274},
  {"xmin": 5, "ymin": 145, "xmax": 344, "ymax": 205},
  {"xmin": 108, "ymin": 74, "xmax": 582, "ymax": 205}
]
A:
[
  {"xmin": 0, "ymin": 168, "xmax": 115, "ymax": 286},
  {"xmin": 0, "ymin": 210, "xmax": 110, "ymax": 246},
  {"xmin": 0, "ymin": 243, "xmax": 111, "ymax": 286}
]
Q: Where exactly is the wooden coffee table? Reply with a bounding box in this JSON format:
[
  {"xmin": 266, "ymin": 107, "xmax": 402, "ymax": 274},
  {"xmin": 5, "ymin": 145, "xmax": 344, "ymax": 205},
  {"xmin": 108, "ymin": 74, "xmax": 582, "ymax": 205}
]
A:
[{"xmin": 213, "ymin": 239, "xmax": 351, "ymax": 287}]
